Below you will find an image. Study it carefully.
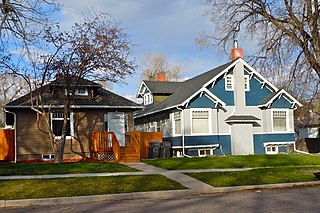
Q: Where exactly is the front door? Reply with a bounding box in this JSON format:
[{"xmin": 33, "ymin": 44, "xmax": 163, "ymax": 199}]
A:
[{"xmin": 105, "ymin": 112, "xmax": 125, "ymax": 146}]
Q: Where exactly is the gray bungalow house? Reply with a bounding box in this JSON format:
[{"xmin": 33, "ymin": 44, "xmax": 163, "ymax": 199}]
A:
[{"xmin": 135, "ymin": 56, "xmax": 302, "ymax": 157}]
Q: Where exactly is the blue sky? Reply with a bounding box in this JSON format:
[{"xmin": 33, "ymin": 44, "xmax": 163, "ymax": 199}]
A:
[{"xmin": 58, "ymin": 0, "xmax": 230, "ymax": 101}]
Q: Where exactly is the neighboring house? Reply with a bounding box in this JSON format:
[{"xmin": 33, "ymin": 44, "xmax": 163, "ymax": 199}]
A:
[
  {"xmin": 4, "ymin": 77, "xmax": 143, "ymax": 162},
  {"xmin": 298, "ymin": 124, "xmax": 320, "ymax": 139},
  {"xmin": 135, "ymin": 54, "xmax": 302, "ymax": 157}
]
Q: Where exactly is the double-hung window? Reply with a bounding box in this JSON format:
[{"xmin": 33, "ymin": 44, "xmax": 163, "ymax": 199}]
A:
[
  {"xmin": 51, "ymin": 112, "xmax": 72, "ymax": 138},
  {"xmin": 272, "ymin": 110, "xmax": 288, "ymax": 131},
  {"xmin": 192, "ymin": 110, "xmax": 209, "ymax": 134}
]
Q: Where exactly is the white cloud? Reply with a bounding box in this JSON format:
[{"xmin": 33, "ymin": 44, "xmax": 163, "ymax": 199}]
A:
[{"xmin": 57, "ymin": 0, "xmax": 227, "ymax": 96}]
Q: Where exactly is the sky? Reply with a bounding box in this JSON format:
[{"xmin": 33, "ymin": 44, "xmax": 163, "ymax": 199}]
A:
[{"xmin": 57, "ymin": 0, "xmax": 230, "ymax": 102}]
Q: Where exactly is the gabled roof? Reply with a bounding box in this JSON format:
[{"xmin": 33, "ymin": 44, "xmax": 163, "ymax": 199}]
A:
[
  {"xmin": 258, "ymin": 89, "xmax": 302, "ymax": 108},
  {"xmin": 135, "ymin": 60, "xmax": 235, "ymax": 117},
  {"xmin": 135, "ymin": 58, "xmax": 303, "ymax": 118},
  {"xmin": 136, "ymin": 80, "xmax": 182, "ymax": 98},
  {"xmin": 6, "ymin": 78, "xmax": 143, "ymax": 109}
]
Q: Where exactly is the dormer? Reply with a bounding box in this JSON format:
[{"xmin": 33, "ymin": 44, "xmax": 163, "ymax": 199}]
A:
[
  {"xmin": 137, "ymin": 80, "xmax": 182, "ymax": 106},
  {"xmin": 50, "ymin": 76, "xmax": 102, "ymax": 100}
]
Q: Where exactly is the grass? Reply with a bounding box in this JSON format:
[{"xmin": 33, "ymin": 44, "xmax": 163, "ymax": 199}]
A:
[
  {"xmin": 0, "ymin": 162, "xmax": 138, "ymax": 176},
  {"xmin": 143, "ymin": 154, "xmax": 320, "ymax": 170},
  {"xmin": 0, "ymin": 175, "xmax": 187, "ymax": 200},
  {"xmin": 187, "ymin": 167, "xmax": 320, "ymax": 187}
]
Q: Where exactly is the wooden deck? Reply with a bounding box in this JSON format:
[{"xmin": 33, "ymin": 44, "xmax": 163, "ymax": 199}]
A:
[{"xmin": 92, "ymin": 131, "xmax": 162, "ymax": 162}]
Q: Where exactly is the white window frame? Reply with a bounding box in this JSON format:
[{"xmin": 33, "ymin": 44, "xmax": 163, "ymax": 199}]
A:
[
  {"xmin": 51, "ymin": 111, "xmax": 74, "ymax": 139},
  {"xmin": 75, "ymin": 88, "xmax": 88, "ymax": 96},
  {"xmin": 42, "ymin": 154, "xmax": 55, "ymax": 160},
  {"xmin": 144, "ymin": 93, "xmax": 153, "ymax": 105},
  {"xmin": 190, "ymin": 109, "xmax": 211, "ymax": 135},
  {"xmin": 265, "ymin": 145, "xmax": 279, "ymax": 154},
  {"xmin": 271, "ymin": 109, "xmax": 289, "ymax": 132},
  {"xmin": 198, "ymin": 149, "xmax": 213, "ymax": 157},
  {"xmin": 225, "ymin": 75, "xmax": 234, "ymax": 91},
  {"xmin": 244, "ymin": 75, "xmax": 250, "ymax": 91},
  {"xmin": 173, "ymin": 112, "xmax": 182, "ymax": 136}
]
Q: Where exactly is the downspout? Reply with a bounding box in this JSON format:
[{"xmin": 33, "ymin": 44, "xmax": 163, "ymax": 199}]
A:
[
  {"xmin": 4, "ymin": 108, "xmax": 17, "ymax": 163},
  {"xmin": 293, "ymin": 141, "xmax": 310, "ymax": 155},
  {"xmin": 176, "ymin": 107, "xmax": 192, "ymax": 158}
]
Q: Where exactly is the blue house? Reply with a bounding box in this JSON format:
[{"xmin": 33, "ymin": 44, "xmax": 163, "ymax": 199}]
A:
[{"xmin": 135, "ymin": 55, "xmax": 302, "ymax": 157}]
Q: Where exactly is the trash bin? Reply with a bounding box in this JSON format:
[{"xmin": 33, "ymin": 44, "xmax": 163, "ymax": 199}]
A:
[
  {"xmin": 149, "ymin": 142, "xmax": 162, "ymax": 158},
  {"xmin": 161, "ymin": 141, "xmax": 172, "ymax": 158}
]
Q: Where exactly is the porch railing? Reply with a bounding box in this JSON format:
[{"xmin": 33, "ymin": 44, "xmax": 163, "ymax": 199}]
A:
[{"xmin": 92, "ymin": 132, "xmax": 120, "ymax": 161}]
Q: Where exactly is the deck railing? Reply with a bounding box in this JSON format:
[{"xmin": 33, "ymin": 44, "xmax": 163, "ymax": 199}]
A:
[{"xmin": 92, "ymin": 132, "xmax": 120, "ymax": 161}]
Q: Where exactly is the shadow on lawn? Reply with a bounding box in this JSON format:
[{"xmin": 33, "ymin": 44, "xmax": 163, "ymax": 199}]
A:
[{"xmin": 313, "ymin": 172, "xmax": 320, "ymax": 180}]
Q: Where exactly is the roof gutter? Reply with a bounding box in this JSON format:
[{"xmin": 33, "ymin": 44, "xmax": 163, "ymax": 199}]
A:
[{"xmin": 3, "ymin": 108, "xmax": 17, "ymax": 163}]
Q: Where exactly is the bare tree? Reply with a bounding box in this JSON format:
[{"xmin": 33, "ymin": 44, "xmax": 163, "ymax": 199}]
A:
[
  {"xmin": 0, "ymin": 0, "xmax": 58, "ymax": 46},
  {"xmin": 23, "ymin": 12, "xmax": 136, "ymax": 163},
  {"xmin": 200, "ymin": 0, "xmax": 320, "ymax": 101},
  {"xmin": 141, "ymin": 53, "xmax": 183, "ymax": 81},
  {"xmin": 0, "ymin": 72, "xmax": 28, "ymax": 127}
]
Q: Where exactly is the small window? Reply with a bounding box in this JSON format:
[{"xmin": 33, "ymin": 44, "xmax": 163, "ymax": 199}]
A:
[
  {"xmin": 174, "ymin": 112, "xmax": 181, "ymax": 135},
  {"xmin": 156, "ymin": 120, "xmax": 161, "ymax": 132},
  {"xmin": 144, "ymin": 93, "xmax": 153, "ymax": 105},
  {"xmin": 75, "ymin": 88, "xmax": 88, "ymax": 96},
  {"xmin": 244, "ymin": 75, "xmax": 250, "ymax": 91},
  {"xmin": 42, "ymin": 154, "xmax": 55, "ymax": 160},
  {"xmin": 198, "ymin": 149, "xmax": 213, "ymax": 157},
  {"xmin": 225, "ymin": 75, "xmax": 234, "ymax": 91},
  {"xmin": 265, "ymin": 146, "xmax": 278, "ymax": 154}
]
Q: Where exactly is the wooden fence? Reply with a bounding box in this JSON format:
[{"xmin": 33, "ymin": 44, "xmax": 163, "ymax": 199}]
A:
[
  {"xmin": 92, "ymin": 132, "xmax": 120, "ymax": 161},
  {"xmin": 0, "ymin": 129, "xmax": 14, "ymax": 161},
  {"xmin": 130, "ymin": 132, "xmax": 162, "ymax": 159}
]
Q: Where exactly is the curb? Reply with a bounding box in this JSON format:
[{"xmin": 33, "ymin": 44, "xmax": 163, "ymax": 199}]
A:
[
  {"xmin": 0, "ymin": 190, "xmax": 190, "ymax": 208},
  {"xmin": 2, "ymin": 181, "xmax": 320, "ymax": 208}
]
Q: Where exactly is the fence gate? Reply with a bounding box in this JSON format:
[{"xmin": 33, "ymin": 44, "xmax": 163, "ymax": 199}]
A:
[{"xmin": 0, "ymin": 129, "xmax": 14, "ymax": 161}]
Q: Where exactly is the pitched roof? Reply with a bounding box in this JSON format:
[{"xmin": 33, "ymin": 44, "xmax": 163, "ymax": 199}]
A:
[
  {"xmin": 143, "ymin": 81, "xmax": 183, "ymax": 94},
  {"xmin": 135, "ymin": 61, "xmax": 234, "ymax": 117},
  {"xmin": 6, "ymin": 79, "xmax": 143, "ymax": 109}
]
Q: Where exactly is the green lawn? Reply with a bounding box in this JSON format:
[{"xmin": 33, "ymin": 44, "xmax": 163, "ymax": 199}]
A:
[
  {"xmin": 187, "ymin": 167, "xmax": 320, "ymax": 187},
  {"xmin": 0, "ymin": 162, "xmax": 138, "ymax": 176},
  {"xmin": 0, "ymin": 175, "xmax": 187, "ymax": 200},
  {"xmin": 143, "ymin": 154, "xmax": 320, "ymax": 170}
]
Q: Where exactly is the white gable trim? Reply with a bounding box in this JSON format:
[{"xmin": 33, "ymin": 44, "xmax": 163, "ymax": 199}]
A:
[
  {"xmin": 258, "ymin": 89, "xmax": 303, "ymax": 108},
  {"xmin": 182, "ymin": 87, "xmax": 226, "ymax": 107},
  {"xmin": 136, "ymin": 81, "xmax": 150, "ymax": 98}
]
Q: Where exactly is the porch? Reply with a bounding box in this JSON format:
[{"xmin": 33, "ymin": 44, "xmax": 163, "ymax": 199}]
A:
[{"xmin": 91, "ymin": 131, "xmax": 163, "ymax": 162}]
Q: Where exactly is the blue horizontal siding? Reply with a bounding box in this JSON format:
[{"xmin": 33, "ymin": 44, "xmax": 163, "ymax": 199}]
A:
[
  {"xmin": 246, "ymin": 77, "xmax": 273, "ymax": 106},
  {"xmin": 253, "ymin": 133, "xmax": 295, "ymax": 154},
  {"xmin": 209, "ymin": 76, "xmax": 234, "ymax": 106},
  {"xmin": 270, "ymin": 96, "xmax": 293, "ymax": 108},
  {"xmin": 164, "ymin": 135, "xmax": 231, "ymax": 155}
]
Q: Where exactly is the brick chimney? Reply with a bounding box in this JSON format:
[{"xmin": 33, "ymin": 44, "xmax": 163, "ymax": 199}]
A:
[
  {"xmin": 156, "ymin": 71, "xmax": 166, "ymax": 81},
  {"xmin": 231, "ymin": 40, "xmax": 243, "ymax": 60}
]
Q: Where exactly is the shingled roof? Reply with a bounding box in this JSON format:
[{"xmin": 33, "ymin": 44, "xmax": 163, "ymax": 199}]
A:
[
  {"xmin": 143, "ymin": 81, "xmax": 183, "ymax": 94},
  {"xmin": 136, "ymin": 61, "xmax": 235, "ymax": 117},
  {"xmin": 6, "ymin": 78, "xmax": 143, "ymax": 109}
]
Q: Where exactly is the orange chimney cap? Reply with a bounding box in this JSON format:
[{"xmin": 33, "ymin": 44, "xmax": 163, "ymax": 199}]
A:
[{"xmin": 231, "ymin": 48, "xmax": 243, "ymax": 60}]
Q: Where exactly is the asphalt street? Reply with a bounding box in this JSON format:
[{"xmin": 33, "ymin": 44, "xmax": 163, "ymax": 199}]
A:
[{"xmin": 3, "ymin": 187, "xmax": 320, "ymax": 213}]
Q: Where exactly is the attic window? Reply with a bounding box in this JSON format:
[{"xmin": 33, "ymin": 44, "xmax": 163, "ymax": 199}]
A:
[
  {"xmin": 75, "ymin": 88, "xmax": 88, "ymax": 96},
  {"xmin": 225, "ymin": 75, "xmax": 234, "ymax": 91},
  {"xmin": 144, "ymin": 93, "xmax": 153, "ymax": 105},
  {"xmin": 64, "ymin": 88, "xmax": 88, "ymax": 96}
]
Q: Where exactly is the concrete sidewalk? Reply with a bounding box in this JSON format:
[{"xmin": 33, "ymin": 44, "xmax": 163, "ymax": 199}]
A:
[{"xmin": 1, "ymin": 162, "xmax": 320, "ymax": 208}]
